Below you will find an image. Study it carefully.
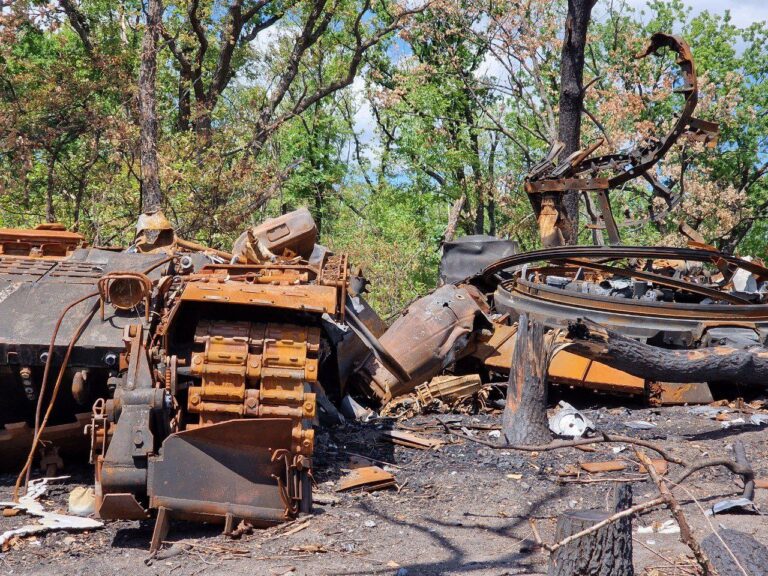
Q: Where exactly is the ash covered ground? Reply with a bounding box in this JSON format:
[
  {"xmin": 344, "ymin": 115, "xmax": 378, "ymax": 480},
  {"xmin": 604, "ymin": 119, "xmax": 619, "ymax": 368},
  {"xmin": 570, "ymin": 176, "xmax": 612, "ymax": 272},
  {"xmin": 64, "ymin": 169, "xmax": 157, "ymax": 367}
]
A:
[{"xmin": 1, "ymin": 393, "xmax": 767, "ymax": 576}]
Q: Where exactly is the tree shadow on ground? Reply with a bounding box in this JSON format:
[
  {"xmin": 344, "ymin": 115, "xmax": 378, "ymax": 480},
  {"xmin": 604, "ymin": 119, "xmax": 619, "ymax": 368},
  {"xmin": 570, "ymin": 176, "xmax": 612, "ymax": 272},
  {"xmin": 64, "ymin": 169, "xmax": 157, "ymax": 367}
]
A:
[{"xmin": 325, "ymin": 484, "xmax": 566, "ymax": 576}]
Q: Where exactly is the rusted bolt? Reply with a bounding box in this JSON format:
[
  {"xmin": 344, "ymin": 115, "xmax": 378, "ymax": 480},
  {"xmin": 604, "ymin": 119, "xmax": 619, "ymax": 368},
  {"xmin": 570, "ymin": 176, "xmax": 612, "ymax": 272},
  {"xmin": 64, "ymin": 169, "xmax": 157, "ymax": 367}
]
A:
[
  {"xmin": 190, "ymin": 394, "xmax": 201, "ymax": 406},
  {"xmin": 246, "ymin": 397, "xmax": 258, "ymax": 409}
]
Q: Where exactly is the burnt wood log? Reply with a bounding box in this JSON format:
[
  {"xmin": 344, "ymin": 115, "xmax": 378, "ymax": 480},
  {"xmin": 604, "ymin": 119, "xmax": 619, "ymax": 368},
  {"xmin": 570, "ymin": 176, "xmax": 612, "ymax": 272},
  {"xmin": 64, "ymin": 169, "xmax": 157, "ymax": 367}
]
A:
[
  {"xmin": 565, "ymin": 319, "xmax": 768, "ymax": 387},
  {"xmin": 502, "ymin": 314, "xmax": 551, "ymax": 444}
]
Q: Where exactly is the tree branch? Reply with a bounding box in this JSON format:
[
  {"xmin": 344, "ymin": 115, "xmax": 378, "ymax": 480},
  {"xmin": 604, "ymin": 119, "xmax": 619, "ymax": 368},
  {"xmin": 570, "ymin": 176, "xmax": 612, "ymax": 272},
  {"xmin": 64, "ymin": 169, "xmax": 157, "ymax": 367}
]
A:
[{"xmin": 58, "ymin": 0, "xmax": 95, "ymax": 58}]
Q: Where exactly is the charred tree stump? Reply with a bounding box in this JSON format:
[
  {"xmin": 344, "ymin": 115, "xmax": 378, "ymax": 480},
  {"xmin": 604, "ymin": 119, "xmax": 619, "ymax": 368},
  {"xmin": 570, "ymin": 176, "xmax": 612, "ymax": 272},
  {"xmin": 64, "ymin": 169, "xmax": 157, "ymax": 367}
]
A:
[
  {"xmin": 549, "ymin": 484, "xmax": 634, "ymax": 576},
  {"xmin": 502, "ymin": 314, "xmax": 551, "ymax": 444},
  {"xmin": 702, "ymin": 529, "xmax": 768, "ymax": 576},
  {"xmin": 610, "ymin": 483, "xmax": 633, "ymax": 549}
]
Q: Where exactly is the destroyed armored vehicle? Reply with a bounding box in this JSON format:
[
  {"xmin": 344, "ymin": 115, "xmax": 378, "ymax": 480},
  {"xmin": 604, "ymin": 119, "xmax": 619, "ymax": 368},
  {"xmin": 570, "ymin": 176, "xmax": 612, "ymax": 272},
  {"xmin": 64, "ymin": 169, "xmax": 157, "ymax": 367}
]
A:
[
  {"xmin": 0, "ymin": 209, "xmax": 386, "ymax": 548},
  {"xmin": 477, "ymin": 244, "xmax": 768, "ymax": 400},
  {"xmin": 0, "ymin": 224, "xmax": 170, "ymax": 469},
  {"xmin": 351, "ymin": 32, "xmax": 768, "ymax": 407}
]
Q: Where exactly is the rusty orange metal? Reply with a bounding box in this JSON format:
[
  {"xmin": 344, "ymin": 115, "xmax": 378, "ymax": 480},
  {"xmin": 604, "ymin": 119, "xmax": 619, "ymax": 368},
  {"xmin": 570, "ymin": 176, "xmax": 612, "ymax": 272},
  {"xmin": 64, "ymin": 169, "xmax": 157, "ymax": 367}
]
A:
[
  {"xmin": 548, "ymin": 351, "xmax": 645, "ymax": 395},
  {"xmin": 0, "ymin": 225, "xmax": 85, "ymax": 258},
  {"xmin": 187, "ymin": 320, "xmax": 318, "ymax": 456},
  {"xmin": 180, "ymin": 280, "xmax": 338, "ymax": 314},
  {"xmin": 646, "ymin": 381, "xmax": 714, "ymax": 406},
  {"xmin": 472, "ymin": 322, "xmax": 647, "ymax": 396},
  {"xmin": 349, "ymin": 283, "xmax": 492, "ymax": 403},
  {"xmin": 580, "ymin": 461, "xmax": 627, "ymax": 473},
  {"xmin": 336, "ymin": 466, "xmax": 396, "ymax": 492},
  {"xmin": 525, "ymin": 33, "xmax": 718, "ymax": 245}
]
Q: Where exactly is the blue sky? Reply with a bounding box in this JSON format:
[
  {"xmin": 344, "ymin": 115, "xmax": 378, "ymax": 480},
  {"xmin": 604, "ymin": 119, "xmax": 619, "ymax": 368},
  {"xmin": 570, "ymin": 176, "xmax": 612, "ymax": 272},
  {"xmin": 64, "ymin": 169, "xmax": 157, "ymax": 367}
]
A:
[{"xmin": 624, "ymin": 0, "xmax": 768, "ymax": 28}]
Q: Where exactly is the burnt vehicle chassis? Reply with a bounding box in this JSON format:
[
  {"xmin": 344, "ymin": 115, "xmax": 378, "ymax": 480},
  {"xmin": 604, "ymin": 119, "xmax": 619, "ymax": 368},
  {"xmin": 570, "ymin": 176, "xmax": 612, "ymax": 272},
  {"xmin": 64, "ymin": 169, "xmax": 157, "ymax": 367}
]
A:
[
  {"xmin": 470, "ymin": 244, "xmax": 768, "ymax": 402},
  {"xmin": 483, "ymin": 245, "xmax": 768, "ymax": 347},
  {"xmin": 0, "ymin": 210, "xmax": 377, "ymax": 549}
]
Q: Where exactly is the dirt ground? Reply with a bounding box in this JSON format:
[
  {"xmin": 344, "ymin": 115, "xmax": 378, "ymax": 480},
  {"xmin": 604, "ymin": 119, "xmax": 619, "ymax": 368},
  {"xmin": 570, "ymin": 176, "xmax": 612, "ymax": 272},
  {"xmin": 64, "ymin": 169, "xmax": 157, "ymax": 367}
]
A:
[{"xmin": 1, "ymin": 391, "xmax": 767, "ymax": 576}]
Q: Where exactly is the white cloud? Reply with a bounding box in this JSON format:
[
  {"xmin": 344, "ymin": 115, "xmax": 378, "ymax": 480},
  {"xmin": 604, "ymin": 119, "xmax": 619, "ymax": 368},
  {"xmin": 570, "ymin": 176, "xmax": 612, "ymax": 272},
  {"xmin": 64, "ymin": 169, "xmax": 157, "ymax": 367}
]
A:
[{"xmin": 347, "ymin": 73, "xmax": 382, "ymax": 169}]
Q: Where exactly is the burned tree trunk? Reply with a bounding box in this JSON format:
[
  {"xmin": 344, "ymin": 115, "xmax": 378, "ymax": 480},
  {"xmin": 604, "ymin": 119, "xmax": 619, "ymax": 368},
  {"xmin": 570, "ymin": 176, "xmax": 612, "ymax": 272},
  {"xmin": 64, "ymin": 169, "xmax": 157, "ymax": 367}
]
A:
[
  {"xmin": 443, "ymin": 194, "xmax": 466, "ymax": 244},
  {"xmin": 548, "ymin": 484, "xmax": 634, "ymax": 576},
  {"xmin": 139, "ymin": 0, "xmax": 163, "ymax": 213},
  {"xmin": 565, "ymin": 319, "xmax": 768, "ymax": 387},
  {"xmin": 551, "ymin": 0, "xmax": 596, "ymax": 245},
  {"xmin": 502, "ymin": 314, "xmax": 551, "ymax": 444}
]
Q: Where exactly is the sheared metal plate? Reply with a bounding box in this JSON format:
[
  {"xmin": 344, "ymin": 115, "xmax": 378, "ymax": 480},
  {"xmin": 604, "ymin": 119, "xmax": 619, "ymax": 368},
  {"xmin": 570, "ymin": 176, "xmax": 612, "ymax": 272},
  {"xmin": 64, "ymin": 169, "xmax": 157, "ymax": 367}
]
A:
[
  {"xmin": 647, "ymin": 381, "xmax": 714, "ymax": 405},
  {"xmin": 336, "ymin": 466, "xmax": 396, "ymax": 492},
  {"xmin": 0, "ymin": 248, "xmax": 169, "ymax": 364},
  {"xmin": 549, "ymin": 351, "xmax": 645, "ymax": 395},
  {"xmin": 180, "ymin": 282, "xmax": 338, "ymax": 315},
  {"xmin": 148, "ymin": 418, "xmax": 293, "ymax": 524},
  {"xmin": 439, "ymin": 235, "xmax": 519, "ymax": 285}
]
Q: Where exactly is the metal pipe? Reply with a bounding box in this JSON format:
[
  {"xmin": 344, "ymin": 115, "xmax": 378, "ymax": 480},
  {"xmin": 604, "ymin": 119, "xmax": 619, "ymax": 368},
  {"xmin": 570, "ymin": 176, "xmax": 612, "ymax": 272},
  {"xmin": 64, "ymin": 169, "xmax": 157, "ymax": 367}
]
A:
[{"xmin": 344, "ymin": 300, "xmax": 410, "ymax": 384}]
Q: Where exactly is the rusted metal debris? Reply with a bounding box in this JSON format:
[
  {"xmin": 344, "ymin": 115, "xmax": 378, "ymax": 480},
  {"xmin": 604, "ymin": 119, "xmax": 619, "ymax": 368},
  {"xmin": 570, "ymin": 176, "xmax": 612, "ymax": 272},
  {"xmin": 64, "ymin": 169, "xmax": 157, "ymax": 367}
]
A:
[
  {"xmin": 348, "ymin": 283, "xmax": 492, "ymax": 404},
  {"xmin": 336, "ymin": 466, "xmax": 396, "ymax": 492},
  {"xmin": 414, "ymin": 374, "xmax": 486, "ymax": 410},
  {"xmin": 526, "ymin": 33, "xmax": 718, "ymax": 246},
  {"xmin": 342, "ymin": 44, "xmax": 765, "ymax": 405},
  {"xmin": 354, "ymin": 239, "xmax": 768, "ymax": 412},
  {"xmin": 0, "ymin": 223, "xmax": 85, "ymax": 259},
  {"xmin": 380, "ymin": 374, "xmax": 488, "ymax": 418},
  {"xmin": 378, "ymin": 429, "xmax": 445, "ymax": 450}
]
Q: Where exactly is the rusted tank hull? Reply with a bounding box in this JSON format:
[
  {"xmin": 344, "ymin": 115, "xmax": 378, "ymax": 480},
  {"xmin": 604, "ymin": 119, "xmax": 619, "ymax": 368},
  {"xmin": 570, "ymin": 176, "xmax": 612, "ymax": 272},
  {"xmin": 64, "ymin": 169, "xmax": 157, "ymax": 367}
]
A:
[
  {"xmin": 1, "ymin": 209, "xmax": 356, "ymax": 547},
  {"xmin": 0, "ymin": 238, "xmax": 170, "ymax": 471}
]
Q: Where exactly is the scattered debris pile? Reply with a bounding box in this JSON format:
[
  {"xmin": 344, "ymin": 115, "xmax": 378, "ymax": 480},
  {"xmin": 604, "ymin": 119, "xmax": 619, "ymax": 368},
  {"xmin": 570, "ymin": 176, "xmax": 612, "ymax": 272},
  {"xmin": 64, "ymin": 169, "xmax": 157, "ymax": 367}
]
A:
[{"xmin": 0, "ymin": 477, "xmax": 102, "ymax": 552}]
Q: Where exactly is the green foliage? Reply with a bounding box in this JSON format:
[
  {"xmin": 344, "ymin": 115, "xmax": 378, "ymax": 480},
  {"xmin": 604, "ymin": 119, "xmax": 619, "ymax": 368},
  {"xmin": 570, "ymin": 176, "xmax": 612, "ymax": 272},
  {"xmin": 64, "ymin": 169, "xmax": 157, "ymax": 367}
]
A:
[
  {"xmin": 1, "ymin": 0, "xmax": 767, "ymax": 316},
  {"xmin": 324, "ymin": 182, "xmax": 445, "ymax": 316}
]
